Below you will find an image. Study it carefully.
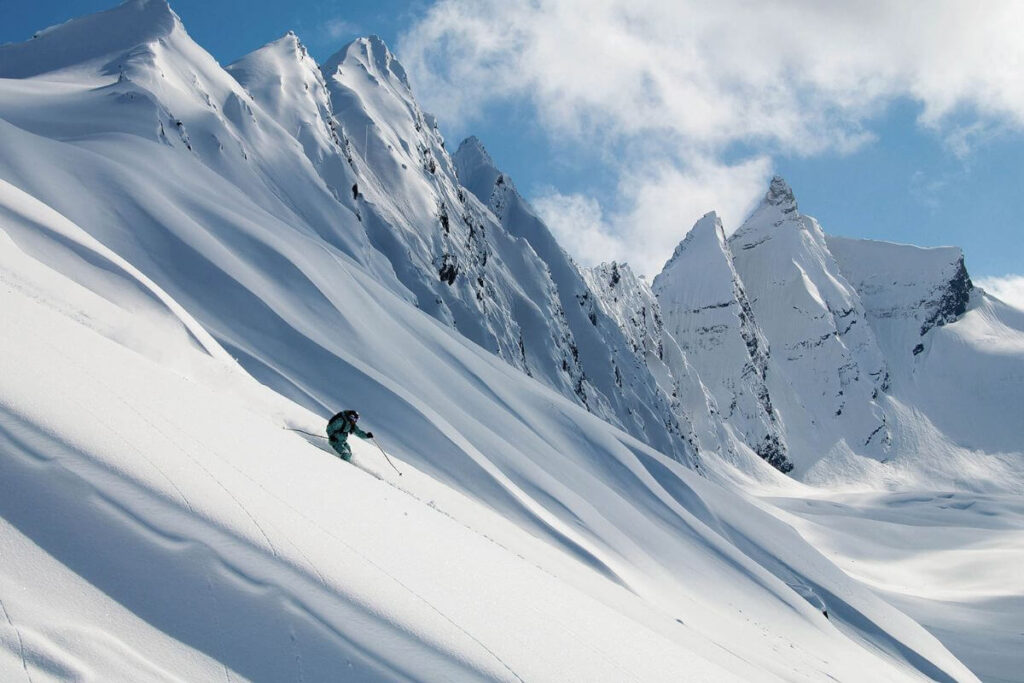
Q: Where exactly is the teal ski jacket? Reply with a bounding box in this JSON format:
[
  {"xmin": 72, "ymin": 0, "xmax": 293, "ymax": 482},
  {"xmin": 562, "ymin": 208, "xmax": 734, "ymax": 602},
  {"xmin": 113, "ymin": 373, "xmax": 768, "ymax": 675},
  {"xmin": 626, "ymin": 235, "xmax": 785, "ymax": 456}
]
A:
[{"xmin": 326, "ymin": 412, "xmax": 371, "ymax": 444}]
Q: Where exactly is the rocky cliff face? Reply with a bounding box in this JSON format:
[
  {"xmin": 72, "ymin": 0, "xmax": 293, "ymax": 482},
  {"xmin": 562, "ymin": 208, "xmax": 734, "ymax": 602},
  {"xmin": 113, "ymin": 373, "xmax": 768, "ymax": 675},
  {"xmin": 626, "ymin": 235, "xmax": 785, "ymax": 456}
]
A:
[{"xmin": 454, "ymin": 138, "xmax": 692, "ymax": 461}]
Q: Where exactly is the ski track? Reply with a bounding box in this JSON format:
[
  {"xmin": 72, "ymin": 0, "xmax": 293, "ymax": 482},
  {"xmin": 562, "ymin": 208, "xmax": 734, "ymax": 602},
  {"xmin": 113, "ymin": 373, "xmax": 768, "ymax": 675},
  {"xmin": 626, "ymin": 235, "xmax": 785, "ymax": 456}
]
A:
[
  {"xmin": 24, "ymin": 323, "xmax": 282, "ymax": 561},
  {"xmin": 5, "ymin": 325, "xmax": 525, "ymax": 681},
  {"xmin": 0, "ymin": 598, "xmax": 32, "ymax": 683},
  {"xmin": 0, "ymin": 415, "xmax": 417, "ymax": 681},
  {"xmin": 202, "ymin": 568, "xmax": 233, "ymax": 683},
  {"xmin": 337, "ymin": 451, "xmax": 641, "ymax": 683}
]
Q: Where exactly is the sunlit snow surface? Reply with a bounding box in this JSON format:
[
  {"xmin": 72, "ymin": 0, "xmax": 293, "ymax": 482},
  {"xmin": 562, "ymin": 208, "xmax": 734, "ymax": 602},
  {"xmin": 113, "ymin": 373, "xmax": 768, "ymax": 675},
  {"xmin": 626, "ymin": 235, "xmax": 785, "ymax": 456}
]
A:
[{"xmin": 0, "ymin": 1, "xmax": 1019, "ymax": 680}]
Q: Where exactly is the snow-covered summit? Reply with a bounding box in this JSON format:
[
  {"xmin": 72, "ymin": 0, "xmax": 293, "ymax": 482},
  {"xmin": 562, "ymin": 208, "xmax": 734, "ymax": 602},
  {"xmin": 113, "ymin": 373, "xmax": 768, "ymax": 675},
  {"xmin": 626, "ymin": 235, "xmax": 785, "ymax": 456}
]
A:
[
  {"xmin": 325, "ymin": 35, "xmax": 413, "ymax": 93},
  {"xmin": 453, "ymin": 136, "xmax": 505, "ymax": 204},
  {"xmin": 583, "ymin": 262, "xmax": 660, "ymax": 357},
  {"xmin": 226, "ymin": 32, "xmax": 334, "ymax": 140},
  {"xmin": 0, "ymin": 0, "xmax": 180, "ymax": 79},
  {"xmin": 654, "ymin": 211, "xmax": 790, "ymax": 472},
  {"xmin": 765, "ymin": 174, "xmax": 798, "ymax": 212},
  {"xmin": 729, "ymin": 177, "xmax": 891, "ymax": 476}
]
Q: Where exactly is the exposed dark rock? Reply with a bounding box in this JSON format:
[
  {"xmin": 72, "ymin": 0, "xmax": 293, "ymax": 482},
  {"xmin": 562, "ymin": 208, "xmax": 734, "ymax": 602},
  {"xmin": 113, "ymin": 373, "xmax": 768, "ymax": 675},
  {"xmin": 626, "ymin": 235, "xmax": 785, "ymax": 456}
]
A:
[
  {"xmin": 438, "ymin": 204, "xmax": 450, "ymax": 233},
  {"xmin": 437, "ymin": 254, "xmax": 458, "ymax": 285},
  {"xmin": 920, "ymin": 257, "xmax": 973, "ymax": 336},
  {"xmin": 755, "ymin": 434, "xmax": 793, "ymax": 473}
]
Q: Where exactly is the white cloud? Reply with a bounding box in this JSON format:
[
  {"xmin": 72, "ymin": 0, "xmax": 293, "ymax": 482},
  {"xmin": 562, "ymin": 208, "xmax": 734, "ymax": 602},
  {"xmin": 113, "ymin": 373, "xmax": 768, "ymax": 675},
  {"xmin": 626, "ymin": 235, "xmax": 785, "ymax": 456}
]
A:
[
  {"xmin": 401, "ymin": 0, "xmax": 1024, "ymax": 153},
  {"xmin": 534, "ymin": 156, "xmax": 770, "ymax": 276},
  {"xmin": 398, "ymin": 0, "xmax": 1024, "ymax": 272},
  {"xmin": 532, "ymin": 191, "xmax": 623, "ymax": 268},
  {"xmin": 977, "ymin": 275, "xmax": 1024, "ymax": 312}
]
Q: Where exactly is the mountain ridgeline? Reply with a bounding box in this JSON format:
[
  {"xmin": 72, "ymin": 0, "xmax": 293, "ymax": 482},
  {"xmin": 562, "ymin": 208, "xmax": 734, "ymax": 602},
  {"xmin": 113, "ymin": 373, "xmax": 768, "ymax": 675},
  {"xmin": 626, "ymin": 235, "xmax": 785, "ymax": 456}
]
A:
[{"xmin": 2, "ymin": 0, "xmax": 1020, "ymax": 489}]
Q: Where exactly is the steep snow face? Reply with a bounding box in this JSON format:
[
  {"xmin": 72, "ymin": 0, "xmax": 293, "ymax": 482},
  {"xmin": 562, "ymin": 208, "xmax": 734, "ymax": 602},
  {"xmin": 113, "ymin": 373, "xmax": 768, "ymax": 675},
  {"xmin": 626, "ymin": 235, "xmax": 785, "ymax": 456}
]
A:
[
  {"xmin": 231, "ymin": 33, "xmax": 547, "ymax": 378},
  {"xmin": 826, "ymin": 236, "xmax": 973, "ymax": 362},
  {"xmin": 306, "ymin": 35, "xmax": 641, "ymax": 425},
  {"xmin": 828, "ymin": 236, "xmax": 1024, "ymax": 463},
  {"xmin": 584, "ymin": 261, "xmax": 746, "ymax": 471},
  {"xmin": 0, "ymin": 174, "xmax": 977, "ymax": 683},
  {"xmin": 729, "ymin": 178, "xmax": 890, "ymax": 475},
  {"xmin": 224, "ymin": 32, "xmax": 358, "ymax": 211},
  {"xmin": 454, "ymin": 137, "xmax": 691, "ymax": 460},
  {"xmin": 653, "ymin": 212, "xmax": 791, "ymax": 473}
]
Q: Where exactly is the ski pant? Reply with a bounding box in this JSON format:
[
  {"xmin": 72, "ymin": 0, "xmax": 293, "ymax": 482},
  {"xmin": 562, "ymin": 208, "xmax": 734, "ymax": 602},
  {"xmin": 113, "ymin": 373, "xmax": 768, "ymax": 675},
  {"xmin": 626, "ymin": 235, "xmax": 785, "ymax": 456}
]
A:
[{"xmin": 329, "ymin": 437, "xmax": 352, "ymax": 461}]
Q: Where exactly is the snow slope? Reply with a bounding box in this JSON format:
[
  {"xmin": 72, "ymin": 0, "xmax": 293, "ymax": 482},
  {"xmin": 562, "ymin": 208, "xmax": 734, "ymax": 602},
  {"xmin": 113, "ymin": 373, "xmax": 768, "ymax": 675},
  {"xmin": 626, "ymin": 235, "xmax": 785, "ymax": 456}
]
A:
[
  {"xmin": 767, "ymin": 488, "xmax": 1024, "ymax": 683},
  {"xmin": 0, "ymin": 185, "xmax": 743, "ymax": 681},
  {"xmin": 0, "ymin": 0, "xmax": 1009, "ymax": 679},
  {"xmin": 0, "ymin": 174, "xmax": 973, "ymax": 681}
]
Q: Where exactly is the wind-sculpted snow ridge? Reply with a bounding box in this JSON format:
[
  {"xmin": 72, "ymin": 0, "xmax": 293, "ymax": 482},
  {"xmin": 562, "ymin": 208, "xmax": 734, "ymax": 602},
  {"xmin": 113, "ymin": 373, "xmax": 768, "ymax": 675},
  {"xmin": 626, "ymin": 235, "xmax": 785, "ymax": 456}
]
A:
[
  {"xmin": 826, "ymin": 235, "xmax": 1024, "ymax": 473},
  {"xmin": 0, "ymin": 2, "xmax": 986, "ymax": 680},
  {"xmin": 825, "ymin": 236, "xmax": 974, "ymax": 360},
  {"xmin": 454, "ymin": 137, "xmax": 691, "ymax": 461}
]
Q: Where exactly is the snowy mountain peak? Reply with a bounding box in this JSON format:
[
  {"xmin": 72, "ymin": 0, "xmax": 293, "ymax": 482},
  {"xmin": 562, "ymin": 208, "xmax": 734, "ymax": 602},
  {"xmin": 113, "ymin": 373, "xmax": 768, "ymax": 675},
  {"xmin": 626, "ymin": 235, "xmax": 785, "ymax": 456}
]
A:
[
  {"xmin": 325, "ymin": 35, "xmax": 412, "ymax": 92},
  {"xmin": 765, "ymin": 175, "xmax": 797, "ymax": 213},
  {"xmin": 584, "ymin": 261, "xmax": 660, "ymax": 354},
  {"xmin": 236, "ymin": 31, "xmax": 315, "ymax": 68},
  {"xmin": 455, "ymin": 136, "xmax": 496, "ymax": 169},
  {"xmin": 654, "ymin": 212, "xmax": 790, "ymax": 472},
  {"xmin": 0, "ymin": 0, "xmax": 182, "ymax": 79},
  {"xmin": 274, "ymin": 30, "xmax": 304, "ymax": 53},
  {"xmin": 663, "ymin": 211, "xmax": 727, "ymax": 272},
  {"xmin": 692, "ymin": 209, "xmax": 725, "ymax": 239},
  {"xmin": 453, "ymin": 136, "xmax": 507, "ymax": 207}
]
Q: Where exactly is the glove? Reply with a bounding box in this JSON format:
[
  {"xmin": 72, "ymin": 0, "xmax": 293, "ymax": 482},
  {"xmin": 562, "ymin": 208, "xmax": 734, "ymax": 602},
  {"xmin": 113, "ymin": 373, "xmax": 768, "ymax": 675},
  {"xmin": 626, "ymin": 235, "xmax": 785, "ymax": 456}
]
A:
[{"xmin": 366, "ymin": 431, "xmax": 374, "ymax": 438}]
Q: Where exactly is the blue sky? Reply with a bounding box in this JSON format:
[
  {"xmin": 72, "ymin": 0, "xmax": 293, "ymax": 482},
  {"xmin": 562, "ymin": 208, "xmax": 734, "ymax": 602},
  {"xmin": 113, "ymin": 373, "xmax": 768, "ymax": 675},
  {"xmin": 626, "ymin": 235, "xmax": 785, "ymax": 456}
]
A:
[{"xmin": 3, "ymin": 0, "xmax": 1022, "ymax": 291}]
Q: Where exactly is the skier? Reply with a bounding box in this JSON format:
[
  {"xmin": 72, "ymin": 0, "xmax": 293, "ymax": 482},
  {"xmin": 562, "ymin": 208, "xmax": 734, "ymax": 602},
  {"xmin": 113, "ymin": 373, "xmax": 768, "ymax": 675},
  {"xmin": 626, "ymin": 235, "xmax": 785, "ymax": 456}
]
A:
[{"xmin": 326, "ymin": 409, "xmax": 373, "ymax": 462}]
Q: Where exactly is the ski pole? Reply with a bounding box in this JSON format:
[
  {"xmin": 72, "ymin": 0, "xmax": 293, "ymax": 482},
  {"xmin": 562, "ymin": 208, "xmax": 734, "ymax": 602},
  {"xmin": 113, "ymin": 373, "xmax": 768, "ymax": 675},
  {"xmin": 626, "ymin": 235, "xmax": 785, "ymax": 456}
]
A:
[{"xmin": 372, "ymin": 436, "xmax": 403, "ymax": 476}]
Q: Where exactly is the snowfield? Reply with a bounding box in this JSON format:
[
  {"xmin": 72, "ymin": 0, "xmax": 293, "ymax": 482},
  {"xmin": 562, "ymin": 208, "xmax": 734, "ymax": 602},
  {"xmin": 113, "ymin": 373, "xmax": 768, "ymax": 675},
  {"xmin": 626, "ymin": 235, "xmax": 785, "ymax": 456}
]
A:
[
  {"xmin": 1, "ymin": 1, "xmax": 1021, "ymax": 680},
  {"xmin": 2, "ymin": 178, "xmax": 970, "ymax": 681}
]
